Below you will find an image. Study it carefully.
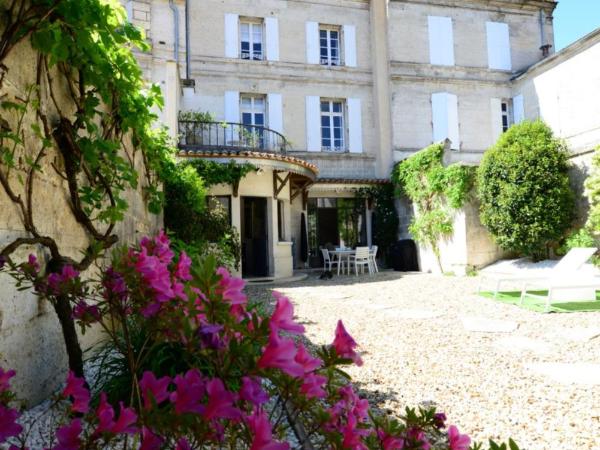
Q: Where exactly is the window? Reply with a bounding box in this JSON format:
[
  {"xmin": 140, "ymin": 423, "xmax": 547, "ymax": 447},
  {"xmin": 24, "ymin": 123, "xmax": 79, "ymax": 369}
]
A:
[
  {"xmin": 207, "ymin": 196, "xmax": 232, "ymax": 224},
  {"xmin": 241, "ymin": 95, "xmax": 265, "ymax": 147},
  {"xmin": 277, "ymin": 200, "xmax": 285, "ymax": 241},
  {"xmin": 501, "ymin": 100, "xmax": 513, "ymax": 132},
  {"xmin": 320, "ymin": 100, "xmax": 345, "ymax": 151},
  {"xmin": 319, "ymin": 26, "xmax": 341, "ymax": 66},
  {"xmin": 240, "ymin": 19, "xmax": 263, "ymax": 60}
]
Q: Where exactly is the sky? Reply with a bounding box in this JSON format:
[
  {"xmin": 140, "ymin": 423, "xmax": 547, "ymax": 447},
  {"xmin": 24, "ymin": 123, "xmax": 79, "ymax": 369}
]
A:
[{"xmin": 553, "ymin": 0, "xmax": 600, "ymax": 50}]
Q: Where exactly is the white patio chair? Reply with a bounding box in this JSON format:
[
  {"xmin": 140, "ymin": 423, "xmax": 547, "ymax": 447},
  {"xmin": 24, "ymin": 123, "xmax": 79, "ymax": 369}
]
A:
[
  {"xmin": 321, "ymin": 248, "xmax": 342, "ymax": 274},
  {"xmin": 350, "ymin": 246, "xmax": 373, "ymax": 276},
  {"xmin": 369, "ymin": 245, "xmax": 379, "ymax": 273},
  {"xmin": 478, "ymin": 247, "xmax": 597, "ymax": 299}
]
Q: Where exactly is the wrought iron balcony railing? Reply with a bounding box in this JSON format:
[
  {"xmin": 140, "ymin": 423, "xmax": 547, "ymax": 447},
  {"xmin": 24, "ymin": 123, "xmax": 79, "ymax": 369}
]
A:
[{"xmin": 178, "ymin": 121, "xmax": 289, "ymax": 154}]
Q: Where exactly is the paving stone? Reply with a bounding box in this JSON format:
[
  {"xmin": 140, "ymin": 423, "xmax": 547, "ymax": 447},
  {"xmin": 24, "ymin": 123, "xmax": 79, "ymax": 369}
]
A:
[
  {"xmin": 526, "ymin": 363, "xmax": 600, "ymax": 385},
  {"xmin": 493, "ymin": 336, "xmax": 553, "ymax": 354},
  {"xmin": 461, "ymin": 316, "xmax": 519, "ymax": 333},
  {"xmin": 554, "ymin": 327, "xmax": 600, "ymax": 342}
]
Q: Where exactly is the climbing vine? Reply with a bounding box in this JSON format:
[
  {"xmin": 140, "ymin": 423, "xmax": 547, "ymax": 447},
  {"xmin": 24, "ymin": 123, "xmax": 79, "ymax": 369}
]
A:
[
  {"xmin": 392, "ymin": 143, "xmax": 475, "ymax": 273},
  {"xmin": 0, "ymin": 0, "xmax": 199, "ymax": 376},
  {"xmin": 186, "ymin": 158, "xmax": 256, "ymax": 187}
]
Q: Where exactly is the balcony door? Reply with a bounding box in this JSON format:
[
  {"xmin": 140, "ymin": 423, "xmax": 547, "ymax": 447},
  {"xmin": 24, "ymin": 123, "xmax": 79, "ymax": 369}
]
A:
[
  {"xmin": 241, "ymin": 197, "xmax": 269, "ymax": 278},
  {"xmin": 240, "ymin": 95, "xmax": 265, "ymax": 148}
]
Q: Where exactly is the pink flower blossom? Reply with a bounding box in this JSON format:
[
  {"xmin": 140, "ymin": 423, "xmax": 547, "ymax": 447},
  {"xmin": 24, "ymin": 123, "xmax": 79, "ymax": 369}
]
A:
[
  {"xmin": 72, "ymin": 301, "xmax": 100, "ymax": 322},
  {"xmin": 405, "ymin": 427, "xmax": 430, "ymax": 450},
  {"xmin": 0, "ymin": 405, "xmax": 22, "ymax": 443},
  {"xmin": 332, "ymin": 320, "xmax": 363, "ymax": 366},
  {"xmin": 52, "ymin": 419, "xmax": 82, "ymax": 450},
  {"xmin": 270, "ymin": 293, "xmax": 305, "ymax": 334},
  {"xmin": 378, "ymin": 431, "xmax": 405, "ymax": 450},
  {"xmin": 203, "ymin": 378, "xmax": 241, "ymax": 421},
  {"xmin": 257, "ymin": 327, "xmax": 304, "ymax": 378},
  {"xmin": 95, "ymin": 393, "xmax": 137, "ymax": 435},
  {"xmin": 141, "ymin": 230, "xmax": 174, "ymax": 264},
  {"xmin": 246, "ymin": 409, "xmax": 290, "ymax": 450},
  {"xmin": 216, "ymin": 267, "xmax": 246, "ymax": 305},
  {"xmin": 139, "ymin": 427, "xmax": 163, "ymax": 450},
  {"xmin": 139, "ymin": 371, "xmax": 171, "ymax": 410},
  {"xmin": 135, "ymin": 247, "xmax": 175, "ymax": 309},
  {"xmin": 447, "ymin": 425, "xmax": 471, "ymax": 450},
  {"xmin": 0, "ymin": 368, "xmax": 16, "ymax": 393},
  {"xmin": 62, "ymin": 371, "xmax": 90, "ymax": 414},
  {"xmin": 341, "ymin": 414, "xmax": 369, "ymax": 450},
  {"xmin": 175, "ymin": 438, "xmax": 192, "ymax": 450},
  {"xmin": 47, "ymin": 265, "xmax": 79, "ymax": 296},
  {"xmin": 300, "ymin": 373, "xmax": 328, "ymax": 399},
  {"xmin": 294, "ymin": 344, "xmax": 322, "ymax": 373},
  {"xmin": 240, "ymin": 376, "xmax": 269, "ymax": 406},
  {"xmin": 170, "ymin": 369, "xmax": 206, "ymax": 415},
  {"xmin": 174, "ymin": 251, "xmax": 192, "ymax": 281}
]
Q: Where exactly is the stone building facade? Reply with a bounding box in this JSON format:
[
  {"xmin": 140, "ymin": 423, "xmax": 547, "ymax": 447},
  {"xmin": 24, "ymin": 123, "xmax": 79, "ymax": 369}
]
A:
[{"xmin": 125, "ymin": 0, "xmax": 561, "ymax": 276}]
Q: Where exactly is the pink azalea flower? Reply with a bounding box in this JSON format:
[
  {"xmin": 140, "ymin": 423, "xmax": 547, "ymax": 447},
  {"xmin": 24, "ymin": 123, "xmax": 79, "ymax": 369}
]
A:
[
  {"xmin": 47, "ymin": 265, "xmax": 80, "ymax": 296},
  {"xmin": 240, "ymin": 376, "xmax": 269, "ymax": 406},
  {"xmin": 378, "ymin": 431, "xmax": 405, "ymax": 450},
  {"xmin": 203, "ymin": 378, "xmax": 241, "ymax": 421},
  {"xmin": 62, "ymin": 371, "xmax": 90, "ymax": 414},
  {"xmin": 174, "ymin": 251, "xmax": 192, "ymax": 281},
  {"xmin": 139, "ymin": 371, "xmax": 171, "ymax": 410},
  {"xmin": 300, "ymin": 373, "xmax": 328, "ymax": 399},
  {"xmin": 270, "ymin": 292, "xmax": 305, "ymax": 334},
  {"xmin": 257, "ymin": 327, "xmax": 304, "ymax": 378},
  {"xmin": 170, "ymin": 369, "xmax": 206, "ymax": 415},
  {"xmin": 332, "ymin": 320, "xmax": 363, "ymax": 366},
  {"xmin": 341, "ymin": 414, "xmax": 369, "ymax": 450},
  {"xmin": 447, "ymin": 425, "xmax": 471, "ymax": 450},
  {"xmin": 0, "ymin": 405, "xmax": 23, "ymax": 443},
  {"xmin": 52, "ymin": 419, "xmax": 82, "ymax": 450},
  {"xmin": 175, "ymin": 438, "xmax": 192, "ymax": 450},
  {"xmin": 95, "ymin": 392, "xmax": 137, "ymax": 435},
  {"xmin": 72, "ymin": 301, "xmax": 100, "ymax": 322},
  {"xmin": 140, "ymin": 427, "xmax": 163, "ymax": 450},
  {"xmin": 135, "ymin": 247, "xmax": 175, "ymax": 305},
  {"xmin": 0, "ymin": 368, "xmax": 16, "ymax": 393},
  {"xmin": 216, "ymin": 267, "xmax": 246, "ymax": 305},
  {"xmin": 405, "ymin": 427, "xmax": 430, "ymax": 450},
  {"xmin": 111, "ymin": 402, "xmax": 137, "ymax": 434},
  {"xmin": 141, "ymin": 230, "xmax": 174, "ymax": 264},
  {"xmin": 294, "ymin": 344, "xmax": 322, "ymax": 373},
  {"xmin": 96, "ymin": 393, "xmax": 115, "ymax": 434},
  {"xmin": 246, "ymin": 408, "xmax": 290, "ymax": 450}
]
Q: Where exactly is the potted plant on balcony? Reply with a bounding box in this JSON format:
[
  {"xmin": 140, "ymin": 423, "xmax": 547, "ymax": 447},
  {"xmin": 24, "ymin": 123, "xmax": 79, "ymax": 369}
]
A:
[{"xmin": 178, "ymin": 110, "xmax": 215, "ymax": 146}]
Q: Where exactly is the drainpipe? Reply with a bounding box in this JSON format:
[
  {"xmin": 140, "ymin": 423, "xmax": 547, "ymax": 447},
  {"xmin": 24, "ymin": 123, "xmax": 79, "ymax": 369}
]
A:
[
  {"xmin": 185, "ymin": 0, "xmax": 191, "ymax": 80},
  {"xmin": 168, "ymin": 0, "xmax": 180, "ymax": 65},
  {"xmin": 539, "ymin": 9, "xmax": 552, "ymax": 57}
]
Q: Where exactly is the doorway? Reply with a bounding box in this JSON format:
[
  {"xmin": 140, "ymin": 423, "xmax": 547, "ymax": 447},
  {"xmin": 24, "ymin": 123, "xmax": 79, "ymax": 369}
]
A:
[{"xmin": 241, "ymin": 197, "xmax": 269, "ymax": 277}]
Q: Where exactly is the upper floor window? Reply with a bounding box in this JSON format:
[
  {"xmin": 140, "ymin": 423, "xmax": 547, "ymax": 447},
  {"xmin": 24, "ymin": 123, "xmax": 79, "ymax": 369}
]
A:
[
  {"xmin": 240, "ymin": 94, "xmax": 266, "ymax": 146},
  {"xmin": 501, "ymin": 100, "xmax": 513, "ymax": 132},
  {"xmin": 240, "ymin": 19, "xmax": 263, "ymax": 60},
  {"xmin": 320, "ymin": 99, "xmax": 345, "ymax": 151},
  {"xmin": 320, "ymin": 26, "xmax": 341, "ymax": 66}
]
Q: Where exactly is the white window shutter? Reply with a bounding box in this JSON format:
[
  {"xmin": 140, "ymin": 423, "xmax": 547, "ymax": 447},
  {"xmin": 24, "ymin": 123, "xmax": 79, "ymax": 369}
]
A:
[
  {"xmin": 306, "ymin": 21, "xmax": 319, "ymax": 64},
  {"xmin": 490, "ymin": 98, "xmax": 503, "ymax": 143},
  {"xmin": 125, "ymin": 1, "xmax": 133, "ymax": 22},
  {"xmin": 428, "ymin": 16, "xmax": 454, "ymax": 66},
  {"xmin": 305, "ymin": 96, "xmax": 321, "ymax": 152},
  {"xmin": 343, "ymin": 25, "xmax": 357, "ymax": 67},
  {"xmin": 513, "ymin": 94, "xmax": 524, "ymax": 123},
  {"xmin": 265, "ymin": 17, "xmax": 280, "ymax": 61},
  {"xmin": 431, "ymin": 93, "xmax": 449, "ymax": 143},
  {"xmin": 224, "ymin": 13, "xmax": 239, "ymax": 58},
  {"xmin": 267, "ymin": 93, "xmax": 283, "ymax": 134},
  {"xmin": 486, "ymin": 22, "xmax": 511, "ymax": 70},
  {"xmin": 432, "ymin": 92, "xmax": 460, "ymax": 150},
  {"xmin": 347, "ymin": 98, "xmax": 363, "ymax": 153},
  {"xmin": 224, "ymin": 91, "xmax": 240, "ymax": 123},
  {"xmin": 446, "ymin": 93, "xmax": 460, "ymax": 150}
]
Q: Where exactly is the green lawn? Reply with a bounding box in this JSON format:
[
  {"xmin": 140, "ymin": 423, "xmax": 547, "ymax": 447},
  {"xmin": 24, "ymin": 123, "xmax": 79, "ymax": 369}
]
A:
[{"xmin": 478, "ymin": 290, "xmax": 600, "ymax": 313}]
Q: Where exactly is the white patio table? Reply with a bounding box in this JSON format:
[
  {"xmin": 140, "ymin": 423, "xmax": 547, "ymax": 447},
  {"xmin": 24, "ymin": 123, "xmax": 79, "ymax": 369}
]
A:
[{"xmin": 329, "ymin": 249, "xmax": 356, "ymax": 275}]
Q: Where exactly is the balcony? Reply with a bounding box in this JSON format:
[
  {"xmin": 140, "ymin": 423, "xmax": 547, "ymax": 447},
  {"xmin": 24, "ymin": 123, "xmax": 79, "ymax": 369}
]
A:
[{"xmin": 178, "ymin": 121, "xmax": 289, "ymax": 154}]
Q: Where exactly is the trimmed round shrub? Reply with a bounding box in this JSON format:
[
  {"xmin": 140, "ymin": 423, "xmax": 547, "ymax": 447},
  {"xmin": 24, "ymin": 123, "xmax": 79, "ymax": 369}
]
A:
[{"xmin": 477, "ymin": 120, "xmax": 575, "ymax": 260}]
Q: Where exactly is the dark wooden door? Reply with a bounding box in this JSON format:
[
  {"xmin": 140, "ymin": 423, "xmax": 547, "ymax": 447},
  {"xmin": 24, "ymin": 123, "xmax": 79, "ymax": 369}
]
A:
[{"xmin": 241, "ymin": 197, "xmax": 269, "ymax": 277}]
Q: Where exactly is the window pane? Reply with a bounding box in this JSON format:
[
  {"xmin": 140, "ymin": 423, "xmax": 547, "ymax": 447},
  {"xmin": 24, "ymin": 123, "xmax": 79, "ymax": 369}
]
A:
[
  {"xmin": 332, "ymin": 102, "xmax": 342, "ymax": 113},
  {"xmin": 242, "ymin": 112, "xmax": 252, "ymax": 124},
  {"xmin": 241, "ymin": 97, "xmax": 251, "ymax": 107},
  {"xmin": 320, "ymin": 102, "xmax": 330, "ymax": 112},
  {"xmin": 322, "ymin": 127, "xmax": 330, "ymax": 139},
  {"xmin": 254, "ymin": 114, "xmax": 264, "ymax": 126},
  {"xmin": 321, "ymin": 115, "xmax": 330, "ymax": 126},
  {"xmin": 253, "ymin": 27, "xmax": 262, "ymax": 43},
  {"xmin": 322, "ymin": 138, "xmax": 331, "ymax": 147},
  {"xmin": 241, "ymin": 23, "xmax": 249, "ymax": 40},
  {"xmin": 333, "ymin": 116, "xmax": 342, "ymax": 127},
  {"xmin": 334, "ymin": 139, "xmax": 343, "ymax": 149},
  {"xmin": 330, "ymin": 30, "xmax": 339, "ymax": 40},
  {"xmin": 254, "ymin": 97, "xmax": 265, "ymax": 109},
  {"xmin": 333, "ymin": 126, "xmax": 341, "ymax": 139}
]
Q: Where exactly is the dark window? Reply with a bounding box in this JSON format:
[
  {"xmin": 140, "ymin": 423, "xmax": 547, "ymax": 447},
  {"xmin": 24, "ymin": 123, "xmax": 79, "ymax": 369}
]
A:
[{"xmin": 277, "ymin": 200, "xmax": 285, "ymax": 241}]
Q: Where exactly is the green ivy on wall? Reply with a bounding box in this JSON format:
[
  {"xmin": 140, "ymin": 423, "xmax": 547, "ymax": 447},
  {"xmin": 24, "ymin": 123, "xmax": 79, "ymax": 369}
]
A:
[{"xmin": 392, "ymin": 143, "xmax": 475, "ymax": 272}]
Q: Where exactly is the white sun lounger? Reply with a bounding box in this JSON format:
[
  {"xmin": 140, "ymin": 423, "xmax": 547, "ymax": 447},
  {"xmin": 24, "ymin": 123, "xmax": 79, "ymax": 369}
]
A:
[
  {"xmin": 520, "ymin": 276, "xmax": 600, "ymax": 312},
  {"xmin": 477, "ymin": 247, "xmax": 598, "ymax": 299}
]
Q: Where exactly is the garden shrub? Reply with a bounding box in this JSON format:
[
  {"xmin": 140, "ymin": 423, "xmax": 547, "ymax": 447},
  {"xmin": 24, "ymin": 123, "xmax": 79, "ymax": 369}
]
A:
[
  {"xmin": 393, "ymin": 143, "xmax": 475, "ymax": 273},
  {"xmin": 477, "ymin": 121, "xmax": 574, "ymax": 260},
  {"xmin": 585, "ymin": 146, "xmax": 600, "ymax": 234},
  {"xmin": 0, "ymin": 232, "xmax": 521, "ymax": 450}
]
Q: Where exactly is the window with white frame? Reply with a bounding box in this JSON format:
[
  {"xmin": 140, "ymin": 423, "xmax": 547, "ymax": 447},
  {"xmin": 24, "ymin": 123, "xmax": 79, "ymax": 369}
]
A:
[
  {"xmin": 501, "ymin": 99, "xmax": 513, "ymax": 132},
  {"xmin": 241, "ymin": 95, "xmax": 266, "ymax": 146},
  {"xmin": 240, "ymin": 19, "xmax": 263, "ymax": 60},
  {"xmin": 320, "ymin": 99, "xmax": 345, "ymax": 151},
  {"xmin": 319, "ymin": 26, "xmax": 341, "ymax": 66}
]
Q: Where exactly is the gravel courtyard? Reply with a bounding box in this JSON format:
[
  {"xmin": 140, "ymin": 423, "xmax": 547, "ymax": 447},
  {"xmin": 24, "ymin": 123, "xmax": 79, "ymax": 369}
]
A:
[{"xmin": 246, "ymin": 271, "xmax": 600, "ymax": 450}]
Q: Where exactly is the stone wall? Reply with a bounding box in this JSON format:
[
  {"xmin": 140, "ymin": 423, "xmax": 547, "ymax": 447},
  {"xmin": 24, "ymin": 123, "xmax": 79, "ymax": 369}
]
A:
[{"xmin": 0, "ymin": 20, "xmax": 161, "ymax": 406}]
